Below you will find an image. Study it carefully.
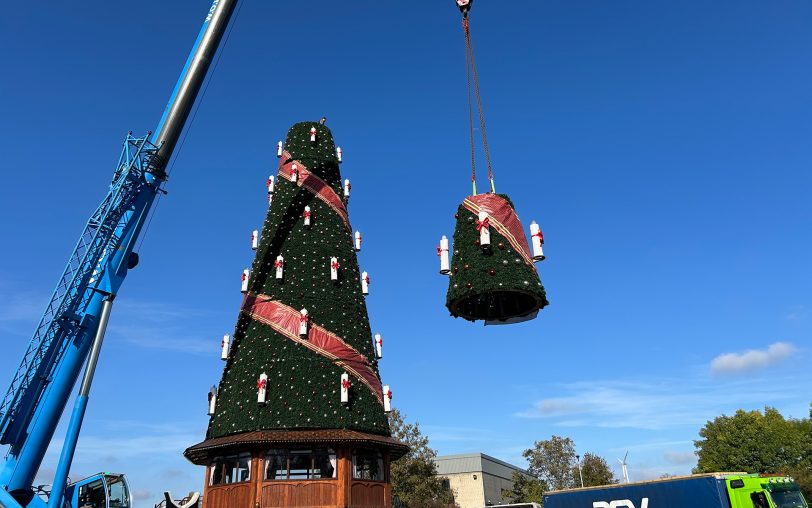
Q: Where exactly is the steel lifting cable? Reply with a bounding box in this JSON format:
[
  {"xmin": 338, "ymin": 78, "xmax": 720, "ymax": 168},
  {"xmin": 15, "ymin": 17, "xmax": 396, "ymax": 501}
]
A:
[{"xmin": 462, "ymin": 10, "xmax": 496, "ymax": 195}]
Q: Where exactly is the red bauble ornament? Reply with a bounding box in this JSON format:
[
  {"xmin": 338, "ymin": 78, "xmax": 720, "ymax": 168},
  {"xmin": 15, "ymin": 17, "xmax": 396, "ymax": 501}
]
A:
[
  {"xmin": 497, "ymin": 242, "xmax": 505, "ymax": 250},
  {"xmin": 463, "ymin": 264, "xmax": 470, "ymax": 270},
  {"xmin": 466, "ymin": 282, "xmax": 473, "ymax": 289},
  {"xmin": 489, "ymin": 269, "xmax": 496, "ymax": 276}
]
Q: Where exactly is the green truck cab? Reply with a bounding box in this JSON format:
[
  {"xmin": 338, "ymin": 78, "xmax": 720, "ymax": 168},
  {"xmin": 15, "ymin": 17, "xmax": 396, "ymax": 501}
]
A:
[{"xmin": 728, "ymin": 474, "xmax": 807, "ymax": 508}]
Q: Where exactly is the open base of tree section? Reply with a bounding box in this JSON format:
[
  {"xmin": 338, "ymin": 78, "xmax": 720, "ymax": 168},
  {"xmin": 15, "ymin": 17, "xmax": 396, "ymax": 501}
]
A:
[{"xmin": 185, "ymin": 429, "xmax": 408, "ymax": 508}]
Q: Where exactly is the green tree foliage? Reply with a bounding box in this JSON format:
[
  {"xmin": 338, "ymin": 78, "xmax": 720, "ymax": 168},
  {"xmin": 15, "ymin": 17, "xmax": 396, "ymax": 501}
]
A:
[
  {"xmin": 694, "ymin": 405, "xmax": 812, "ymax": 500},
  {"xmin": 506, "ymin": 435, "xmax": 616, "ymax": 506},
  {"xmin": 578, "ymin": 453, "xmax": 617, "ymax": 488},
  {"xmin": 388, "ymin": 410, "xmax": 456, "ymax": 508},
  {"xmin": 503, "ymin": 472, "xmax": 547, "ymax": 505}
]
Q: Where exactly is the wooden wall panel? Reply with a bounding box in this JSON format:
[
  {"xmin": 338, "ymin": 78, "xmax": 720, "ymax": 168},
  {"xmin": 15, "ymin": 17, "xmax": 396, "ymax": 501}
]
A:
[
  {"xmin": 261, "ymin": 481, "xmax": 338, "ymax": 508},
  {"xmin": 349, "ymin": 481, "xmax": 387, "ymax": 508},
  {"xmin": 205, "ymin": 483, "xmax": 253, "ymax": 508}
]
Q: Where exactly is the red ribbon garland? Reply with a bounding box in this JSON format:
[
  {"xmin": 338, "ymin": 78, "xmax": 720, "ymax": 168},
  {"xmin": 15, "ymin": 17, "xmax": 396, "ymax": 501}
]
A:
[{"xmin": 476, "ymin": 217, "xmax": 490, "ymax": 232}]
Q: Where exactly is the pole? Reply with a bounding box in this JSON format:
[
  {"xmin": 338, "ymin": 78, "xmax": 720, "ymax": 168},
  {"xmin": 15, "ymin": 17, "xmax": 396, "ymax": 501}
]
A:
[
  {"xmin": 576, "ymin": 454, "xmax": 584, "ymax": 488},
  {"xmin": 47, "ymin": 298, "xmax": 115, "ymax": 508}
]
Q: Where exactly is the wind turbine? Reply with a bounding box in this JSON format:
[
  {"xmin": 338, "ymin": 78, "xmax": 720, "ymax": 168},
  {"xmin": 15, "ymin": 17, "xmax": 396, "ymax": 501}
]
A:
[{"xmin": 618, "ymin": 451, "xmax": 630, "ymax": 484}]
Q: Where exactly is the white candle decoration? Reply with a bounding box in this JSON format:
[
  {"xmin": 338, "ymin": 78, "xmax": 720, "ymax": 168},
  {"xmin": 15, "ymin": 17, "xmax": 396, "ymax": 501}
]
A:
[
  {"xmin": 207, "ymin": 386, "xmax": 218, "ymax": 416},
  {"xmin": 267, "ymin": 175, "xmax": 275, "ymax": 194},
  {"xmin": 241, "ymin": 269, "xmax": 250, "ymax": 293},
  {"xmin": 383, "ymin": 385, "xmax": 392, "ymax": 413},
  {"xmin": 310, "ymin": 127, "xmax": 317, "ymax": 142},
  {"xmin": 274, "ymin": 255, "xmax": 284, "ymax": 280},
  {"xmin": 303, "ymin": 206, "xmax": 311, "ymax": 227},
  {"xmin": 251, "ymin": 230, "xmax": 259, "ymax": 250},
  {"xmin": 477, "ymin": 211, "xmax": 491, "ymax": 247},
  {"xmin": 299, "ymin": 308, "xmax": 309, "ymax": 337},
  {"xmin": 530, "ymin": 221, "xmax": 545, "ymax": 261},
  {"xmin": 340, "ymin": 373, "xmax": 350, "ymax": 404},
  {"xmin": 361, "ymin": 271, "xmax": 370, "ymax": 296},
  {"xmin": 336, "ymin": 146, "xmax": 343, "ymax": 163},
  {"xmin": 374, "ymin": 333, "xmax": 383, "ymax": 359},
  {"xmin": 220, "ymin": 334, "xmax": 230, "ymax": 361},
  {"xmin": 268, "ymin": 193, "xmax": 273, "ymax": 206},
  {"xmin": 257, "ymin": 373, "xmax": 268, "ymax": 405},
  {"xmin": 438, "ymin": 235, "xmax": 450, "ymax": 275},
  {"xmin": 276, "ymin": 141, "xmax": 283, "ymax": 158},
  {"xmin": 291, "ymin": 164, "xmax": 299, "ymax": 183},
  {"xmin": 343, "ymin": 179, "xmax": 351, "ymax": 199},
  {"xmin": 354, "ymin": 231, "xmax": 362, "ymax": 252},
  {"xmin": 330, "ymin": 257, "xmax": 340, "ymax": 282}
]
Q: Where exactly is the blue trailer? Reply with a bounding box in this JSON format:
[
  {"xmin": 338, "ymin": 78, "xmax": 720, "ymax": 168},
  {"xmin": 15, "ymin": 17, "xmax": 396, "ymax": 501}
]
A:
[{"xmin": 543, "ymin": 473, "xmax": 808, "ymax": 508}]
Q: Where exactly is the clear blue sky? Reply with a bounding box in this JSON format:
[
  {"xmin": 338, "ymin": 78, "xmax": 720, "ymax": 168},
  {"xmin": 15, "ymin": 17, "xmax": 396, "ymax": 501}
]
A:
[{"xmin": 1, "ymin": 0, "xmax": 811, "ymax": 505}]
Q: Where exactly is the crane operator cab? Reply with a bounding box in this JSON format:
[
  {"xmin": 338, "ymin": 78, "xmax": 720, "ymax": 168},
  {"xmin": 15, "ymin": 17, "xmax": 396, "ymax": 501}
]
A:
[{"xmin": 63, "ymin": 473, "xmax": 132, "ymax": 508}]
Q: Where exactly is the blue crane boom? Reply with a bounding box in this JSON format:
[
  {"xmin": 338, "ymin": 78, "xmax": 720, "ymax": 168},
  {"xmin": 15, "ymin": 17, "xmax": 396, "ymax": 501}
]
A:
[{"xmin": 0, "ymin": 1, "xmax": 239, "ymax": 506}]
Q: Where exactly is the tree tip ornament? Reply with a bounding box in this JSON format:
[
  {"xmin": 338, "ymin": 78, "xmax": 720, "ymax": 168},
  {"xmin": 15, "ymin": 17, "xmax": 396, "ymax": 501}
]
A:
[{"xmin": 445, "ymin": 194, "xmax": 548, "ymax": 324}]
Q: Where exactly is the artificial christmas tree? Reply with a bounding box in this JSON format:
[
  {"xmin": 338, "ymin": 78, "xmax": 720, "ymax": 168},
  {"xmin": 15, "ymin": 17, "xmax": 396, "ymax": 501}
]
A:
[{"xmin": 185, "ymin": 121, "xmax": 406, "ymax": 508}]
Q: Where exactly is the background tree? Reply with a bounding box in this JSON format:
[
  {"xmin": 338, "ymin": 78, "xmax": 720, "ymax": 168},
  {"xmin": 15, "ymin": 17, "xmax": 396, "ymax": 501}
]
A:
[
  {"xmin": 577, "ymin": 453, "xmax": 617, "ymax": 487},
  {"xmin": 524, "ymin": 435, "xmax": 579, "ymax": 490},
  {"xmin": 503, "ymin": 472, "xmax": 547, "ymax": 505},
  {"xmin": 694, "ymin": 405, "xmax": 811, "ymax": 500},
  {"xmin": 388, "ymin": 410, "xmax": 456, "ymax": 508}
]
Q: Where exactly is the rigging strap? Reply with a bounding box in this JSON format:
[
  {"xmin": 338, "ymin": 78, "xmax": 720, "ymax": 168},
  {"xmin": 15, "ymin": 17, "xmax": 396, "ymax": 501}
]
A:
[{"xmin": 462, "ymin": 14, "xmax": 496, "ymax": 194}]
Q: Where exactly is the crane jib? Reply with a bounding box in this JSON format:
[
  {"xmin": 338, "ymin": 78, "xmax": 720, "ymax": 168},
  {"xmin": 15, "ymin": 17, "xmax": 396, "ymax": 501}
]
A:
[{"xmin": 0, "ymin": 0, "xmax": 240, "ymax": 504}]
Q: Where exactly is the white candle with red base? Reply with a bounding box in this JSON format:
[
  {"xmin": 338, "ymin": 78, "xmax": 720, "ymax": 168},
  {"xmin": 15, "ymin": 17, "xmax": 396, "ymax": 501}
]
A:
[
  {"xmin": 530, "ymin": 221, "xmax": 545, "ymax": 261},
  {"xmin": 267, "ymin": 175, "xmax": 275, "ymax": 194},
  {"xmin": 275, "ymin": 255, "xmax": 284, "ymax": 280},
  {"xmin": 291, "ymin": 164, "xmax": 299, "ymax": 183},
  {"xmin": 340, "ymin": 373, "xmax": 350, "ymax": 404},
  {"xmin": 438, "ymin": 235, "xmax": 450, "ymax": 274},
  {"xmin": 251, "ymin": 230, "xmax": 259, "ymax": 250},
  {"xmin": 299, "ymin": 308, "xmax": 309, "ymax": 337},
  {"xmin": 343, "ymin": 179, "xmax": 351, "ymax": 199},
  {"xmin": 257, "ymin": 373, "xmax": 268, "ymax": 405},
  {"xmin": 336, "ymin": 146, "xmax": 343, "ymax": 163},
  {"xmin": 221, "ymin": 334, "xmax": 230, "ymax": 361},
  {"xmin": 374, "ymin": 333, "xmax": 383, "ymax": 359},
  {"xmin": 330, "ymin": 257, "xmax": 340, "ymax": 282},
  {"xmin": 361, "ymin": 271, "xmax": 370, "ymax": 296},
  {"xmin": 208, "ymin": 386, "xmax": 218, "ymax": 416},
  {"xmin": 477, "ymin": 211, "xmax": 491, "ymax": 248},
  {"xmin": 241, "ymin": 269, "xmax": 250, "ymax": 293},
  {"xmin": 383, "ymin": 385, "xmax": 392, "ymax": 413},
  {"xmin": 310, "ymin": 127, "xmax": 317, "ymax": 142},
  {"xmin": 303, "ymin": 206, "xmax": 311, "ymax": 227},
  {"xmin": 277, "ymin": 141, "xmax": 283, "ymax": 158},
  {"xmin": 354, "ymin": 231, "xmax": 362, "ymax": 252}
]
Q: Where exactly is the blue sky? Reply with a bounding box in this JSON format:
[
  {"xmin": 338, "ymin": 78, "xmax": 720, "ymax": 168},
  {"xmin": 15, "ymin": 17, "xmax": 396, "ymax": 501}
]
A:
[{"xmin": 2, "ymin": 0, "xmax": 811, "ymax": 505}]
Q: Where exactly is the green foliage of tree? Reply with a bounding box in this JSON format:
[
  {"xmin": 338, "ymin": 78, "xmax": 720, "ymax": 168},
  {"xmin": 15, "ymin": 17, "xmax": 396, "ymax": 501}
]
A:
[
  {"xmin": 503, "ymin": 471, "xmax": 547, "ymax": 505},
  {"xmin": 694, "ymin": 405, "xmax": 812, "ymax": 500},
  {"xmin": 388, "ymin": 410, "xmax": 456, "ymax": 508},
  {"xmin": 524, "ymin": 435, "xmax": 579, "ymax": 491},
  {"xmin": 508, "ymin": 435, "xmax": 616, "ymax": 507},
  {"xmin": 578, "ymin": 453, "xmax": 617, "ymax": 488}
]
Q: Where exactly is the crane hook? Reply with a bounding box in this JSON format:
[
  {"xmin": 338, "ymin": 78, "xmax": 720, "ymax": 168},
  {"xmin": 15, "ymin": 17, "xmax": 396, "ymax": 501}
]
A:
[{"xmin": 456, "ymin": 0, "xmax": 472, "ymax": 16}]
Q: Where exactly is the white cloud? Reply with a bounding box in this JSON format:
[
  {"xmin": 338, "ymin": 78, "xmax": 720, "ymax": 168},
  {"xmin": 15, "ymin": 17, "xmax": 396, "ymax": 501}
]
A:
[
  {"xmin": 515, "ymin": 377, "xmax": 800, "ymax": 430},
  {"xmin": 710, "ymin": 342, "xmax": 797, "ymax": 376}
]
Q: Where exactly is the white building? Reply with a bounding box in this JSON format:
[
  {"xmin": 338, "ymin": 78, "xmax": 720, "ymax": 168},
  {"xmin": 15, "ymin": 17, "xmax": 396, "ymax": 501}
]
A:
[{"xmin": 434, "ymin": 453, "xmax": 529, "ymax": 508}]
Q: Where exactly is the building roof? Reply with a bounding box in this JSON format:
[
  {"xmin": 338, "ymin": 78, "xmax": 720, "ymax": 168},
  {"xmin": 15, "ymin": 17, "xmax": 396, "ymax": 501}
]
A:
[
  {"xmin": 434, "ymin": 453, "xmax": 528, "ymax": 481},
  {"xmin": 184, "ymin": 429, "xmax": 409, "ymax": 465}
]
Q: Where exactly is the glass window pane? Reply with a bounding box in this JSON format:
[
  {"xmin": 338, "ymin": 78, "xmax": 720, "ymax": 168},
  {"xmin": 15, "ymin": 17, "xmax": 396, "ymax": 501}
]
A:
[
  {"xmin": 265, "ymin": 450, "xmax": 287, "ymax": 480},
  {"xmin": 237, "ymin": 454, "xmax": 251, "ymax": 483},
  {"xmin": 211, "ymin": 460, "xmax": 224, "ymax": 485},
  {"xmin": 353, "ymin": 450, "xmax": 383, "ymax": 481},
  {"xmin": 289, "ymin": 450, "xmax": 311, "ymax": 479},
  {"xmin": 313, "ymin": 449, "xmax": 336, "ymax": 479},
  {"xmin": 106, "ymin": 476, "xmax": 130, "ymax": 508},
  {"xmin": 78, "ymin": 479, "xmax": 106, "ymax": 508}
]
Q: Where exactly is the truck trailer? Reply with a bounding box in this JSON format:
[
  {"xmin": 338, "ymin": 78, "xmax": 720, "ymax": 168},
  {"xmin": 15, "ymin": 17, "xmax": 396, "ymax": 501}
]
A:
[{"xmin": 543, "ymin": 473, "xmax": 808, "ymax": 508}]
